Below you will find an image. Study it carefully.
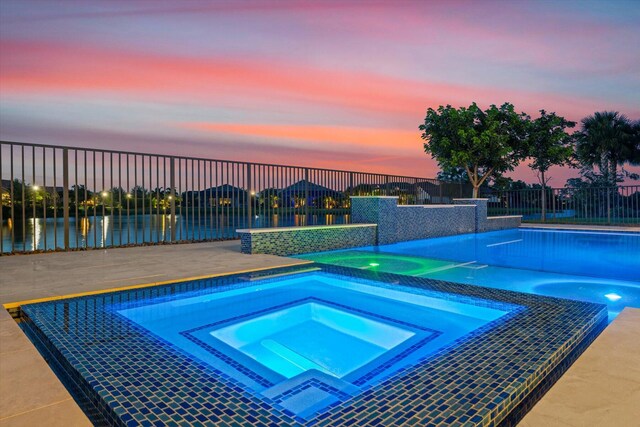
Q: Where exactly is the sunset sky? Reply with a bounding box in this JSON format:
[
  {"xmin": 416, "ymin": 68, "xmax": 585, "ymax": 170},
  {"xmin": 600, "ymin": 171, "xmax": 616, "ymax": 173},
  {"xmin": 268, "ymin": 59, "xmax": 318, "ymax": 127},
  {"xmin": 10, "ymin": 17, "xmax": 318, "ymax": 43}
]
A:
[{"xmin": 1, "ymin": 0, "xmax": 639, "ymax": 184}]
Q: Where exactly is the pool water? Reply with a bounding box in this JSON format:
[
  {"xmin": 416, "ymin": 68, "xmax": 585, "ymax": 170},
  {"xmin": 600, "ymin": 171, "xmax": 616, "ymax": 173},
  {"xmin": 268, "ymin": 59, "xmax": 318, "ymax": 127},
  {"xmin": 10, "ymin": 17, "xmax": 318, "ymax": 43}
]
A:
[
  {"xmin": 118, "ymin": 272, "xmax": 510, "ymax": 419},
  {"xmin": 209, "ymin": 302, "xmax": 415, "ymax": 379},
  {"xmin": 298, "ymin": 229, "xmax": 640, "ymax": 321}
]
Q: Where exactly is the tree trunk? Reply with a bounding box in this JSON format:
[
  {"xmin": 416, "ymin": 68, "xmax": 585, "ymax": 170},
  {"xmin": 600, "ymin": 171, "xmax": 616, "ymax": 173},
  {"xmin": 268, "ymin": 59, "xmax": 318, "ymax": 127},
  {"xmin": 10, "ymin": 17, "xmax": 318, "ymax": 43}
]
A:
[
  {"xmin": 609, "ymin": 156, "xmax": 617, "ymax": 186},
  {"xmin": 472, "ymin": 185, "xmax": 479, "ymax": 199}
]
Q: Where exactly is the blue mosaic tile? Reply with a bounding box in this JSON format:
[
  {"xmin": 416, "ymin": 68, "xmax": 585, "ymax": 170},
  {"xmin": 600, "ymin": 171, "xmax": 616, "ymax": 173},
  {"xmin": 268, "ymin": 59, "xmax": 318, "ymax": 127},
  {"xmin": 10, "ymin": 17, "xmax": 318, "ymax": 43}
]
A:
[{"xmin": 239, "ymin": 225, "xmax": 376, "ymax": 256}]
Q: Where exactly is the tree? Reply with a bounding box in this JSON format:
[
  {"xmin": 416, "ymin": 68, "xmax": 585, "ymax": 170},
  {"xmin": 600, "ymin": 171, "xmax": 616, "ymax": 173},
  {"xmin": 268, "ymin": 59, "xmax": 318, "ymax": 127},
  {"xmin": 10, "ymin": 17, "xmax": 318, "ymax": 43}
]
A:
[
  {"xmin": 436, "ymin": 167, "xmax": 469, "ymax": 183},
  {"xmin": 526, "ymin": 110, "xmax": 576, "ymax": 221},
  {"xmin": 575, "ymin": 111, "xmax": 637, "ymax": 185},
  {"xmin": 420, "ymin": 102, "xmax": 528, "ymax": 198}
]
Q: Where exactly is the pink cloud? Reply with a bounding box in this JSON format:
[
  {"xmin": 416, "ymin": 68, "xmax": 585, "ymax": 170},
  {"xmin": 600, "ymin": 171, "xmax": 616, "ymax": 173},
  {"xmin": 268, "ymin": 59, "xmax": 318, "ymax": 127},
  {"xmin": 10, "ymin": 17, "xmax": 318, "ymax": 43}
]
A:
[{"xmin": 2, "ymin": 38, "xmax": 633, "ymax": 127}]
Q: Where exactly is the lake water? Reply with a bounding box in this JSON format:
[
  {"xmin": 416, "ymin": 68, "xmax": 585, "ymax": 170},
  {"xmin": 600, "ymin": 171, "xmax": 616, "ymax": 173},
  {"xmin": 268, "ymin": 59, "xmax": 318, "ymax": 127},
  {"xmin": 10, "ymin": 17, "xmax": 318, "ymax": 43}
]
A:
[{"xmin": 1, "ymin": 213, "xmax": 350, "ymax": 252}]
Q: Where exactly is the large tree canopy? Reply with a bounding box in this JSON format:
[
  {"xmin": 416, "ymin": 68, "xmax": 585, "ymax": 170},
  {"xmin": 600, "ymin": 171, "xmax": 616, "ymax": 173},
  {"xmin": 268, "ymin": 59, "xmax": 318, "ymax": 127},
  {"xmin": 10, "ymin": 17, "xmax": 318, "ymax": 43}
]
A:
[{"xmin": 420, "ymin": 102, "xmax": 528, "ymax": 198}]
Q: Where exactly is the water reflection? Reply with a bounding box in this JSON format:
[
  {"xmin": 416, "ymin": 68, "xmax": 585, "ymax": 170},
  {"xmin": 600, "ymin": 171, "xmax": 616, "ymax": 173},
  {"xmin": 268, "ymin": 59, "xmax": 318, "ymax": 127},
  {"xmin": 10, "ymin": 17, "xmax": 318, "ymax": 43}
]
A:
[
  {"xmin": 1, "ymin": 212, "xmax": 351, "ymax": 252},
  {"xmin": 79, "ymin": 217, "xmax": 90, "ymax": 238}
]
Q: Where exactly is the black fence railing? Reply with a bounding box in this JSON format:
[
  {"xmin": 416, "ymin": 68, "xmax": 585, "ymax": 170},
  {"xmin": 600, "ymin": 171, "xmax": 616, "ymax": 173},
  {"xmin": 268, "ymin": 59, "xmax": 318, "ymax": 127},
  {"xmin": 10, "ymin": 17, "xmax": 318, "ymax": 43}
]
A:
[
  {"xmin": 0, "ymin": 141, "xmax": 472, "ymax": 253},
  {"xmin": 482, "ymin": 186, "xmax": 640, "ymax": 226}
]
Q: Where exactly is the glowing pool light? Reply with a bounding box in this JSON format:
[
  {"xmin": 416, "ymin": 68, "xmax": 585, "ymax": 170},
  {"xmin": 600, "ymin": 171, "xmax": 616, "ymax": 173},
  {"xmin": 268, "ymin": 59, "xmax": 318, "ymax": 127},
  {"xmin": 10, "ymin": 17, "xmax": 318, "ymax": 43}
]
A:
[
  {"xmin": 369, "ymin": 263, "xmax": 380, "ymax": 267},
  {"xmin": 604, "ymin": 293, "xmax": 622, "ymax": 302}
]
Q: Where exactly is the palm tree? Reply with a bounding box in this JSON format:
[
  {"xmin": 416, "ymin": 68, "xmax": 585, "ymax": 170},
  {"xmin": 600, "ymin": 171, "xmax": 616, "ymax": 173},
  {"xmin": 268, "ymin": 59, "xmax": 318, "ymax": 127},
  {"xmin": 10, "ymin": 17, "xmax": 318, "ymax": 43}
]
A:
[{"xmin": 575, "ymin": 111, "xmax": 636, "ymax": 186}]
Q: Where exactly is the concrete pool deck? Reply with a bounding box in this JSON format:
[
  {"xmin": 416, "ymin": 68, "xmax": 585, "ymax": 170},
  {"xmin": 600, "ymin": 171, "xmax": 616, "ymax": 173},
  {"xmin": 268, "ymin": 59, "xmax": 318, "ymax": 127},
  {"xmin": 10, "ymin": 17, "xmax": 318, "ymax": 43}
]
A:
[
  {"xmin": 522, "ymin": 223, "xmax": 640, "ymax": 232},
  {"xmin": 521, "ymin": 307, "xmax": 640, "ymax": 426},
  {"xmin": 0, "ymin": 241, "xmax": 638, "ymax": 426}
]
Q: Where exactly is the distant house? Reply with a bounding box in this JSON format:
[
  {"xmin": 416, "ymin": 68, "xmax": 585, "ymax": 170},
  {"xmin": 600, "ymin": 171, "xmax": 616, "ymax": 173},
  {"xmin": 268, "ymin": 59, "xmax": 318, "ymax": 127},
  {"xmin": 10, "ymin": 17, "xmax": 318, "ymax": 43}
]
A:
[
  {"xmin": 183, "ymin": 184, "xmax": 247, "ymax": 208},
  {"xmin": 1, "ymin": 180, "xmax": 10, "ymax": 207},
  {"xmin": 345, "ymin": 180, "xmax": 470, "ymax": 204},
  {"xmin": 279, "ymin": 180, "xmax": 344, "ymax": 208},
  {"xmin": 414, "ymin": 181, "xmax": 440, "ymax": 203},
  {"xmin": 348, "ymin": 183, "xmax": 385, "ymax": 196}
]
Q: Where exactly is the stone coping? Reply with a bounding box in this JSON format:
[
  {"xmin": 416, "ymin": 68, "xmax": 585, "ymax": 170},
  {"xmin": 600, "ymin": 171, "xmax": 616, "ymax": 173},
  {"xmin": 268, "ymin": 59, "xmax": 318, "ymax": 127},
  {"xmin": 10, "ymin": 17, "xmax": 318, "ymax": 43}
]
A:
[
  {"xmin": 396, "ymin": 204, "xmax": 475, "ymax": 208},
  {"xmin": 521, "ymin": 224, "xmax": 640, "ymax": 233},
  {"xmin": 236, "ymin": 224, "xmax": 377, "ymax": 234},
  {"xmin": 487, "ymin": 215, "xmax": 523, "ymax": 219}
]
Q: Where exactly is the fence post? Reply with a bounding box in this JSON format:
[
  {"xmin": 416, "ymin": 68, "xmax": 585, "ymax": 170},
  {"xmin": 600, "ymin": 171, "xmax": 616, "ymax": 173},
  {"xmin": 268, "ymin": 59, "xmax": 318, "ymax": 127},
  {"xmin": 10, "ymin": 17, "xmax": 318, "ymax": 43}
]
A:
[
  {"xmin": 607, "ymin": 187, "xmax": 611, "ymax": 225},
  {"xmin": 349, "ymin": 172, "xmax": 354, "ymax": 195},
  {"xmin": 304, "ymin": 168, "xmax": 309, "ymax": 220},
  {"xmin": 170, "ymin": 157, "xmax": 176, "ymax": 241},
  {"xmin": 62, "ymin": 149, "xmax": 70, "ymax": 249},
  {"xmin": 0, "ymin": 145, "xmax": 3, "ymax": 254},
  {"xmin": 246, "ymin": 164, "xmax": 252, "ymax": 229}
]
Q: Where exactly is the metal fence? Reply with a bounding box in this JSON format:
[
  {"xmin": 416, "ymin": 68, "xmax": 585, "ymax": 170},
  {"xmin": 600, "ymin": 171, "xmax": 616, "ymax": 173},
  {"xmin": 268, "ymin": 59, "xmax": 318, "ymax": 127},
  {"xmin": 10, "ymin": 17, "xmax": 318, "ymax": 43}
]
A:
[
  {"xmin": 0, "ymin": 141, "xmax": 472, "ymax": 253},
  {"xmin": 483, "ymin": 186, "xmax": 640, "ymax": 226}
]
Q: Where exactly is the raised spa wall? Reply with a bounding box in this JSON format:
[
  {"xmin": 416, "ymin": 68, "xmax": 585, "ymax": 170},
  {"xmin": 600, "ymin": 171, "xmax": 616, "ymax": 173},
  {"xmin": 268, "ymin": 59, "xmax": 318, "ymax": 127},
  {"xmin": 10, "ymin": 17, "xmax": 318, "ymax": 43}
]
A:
[{"xmin": 238, "ymin": 196, "xmax": 521, "ymax": 255}]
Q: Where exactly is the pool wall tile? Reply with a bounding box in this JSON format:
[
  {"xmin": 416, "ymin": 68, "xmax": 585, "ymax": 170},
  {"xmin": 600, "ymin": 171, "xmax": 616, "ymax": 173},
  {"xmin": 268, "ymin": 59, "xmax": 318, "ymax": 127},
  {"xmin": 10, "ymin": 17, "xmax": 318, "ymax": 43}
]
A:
[
  {"xmin": 352, "ymin": 196, "xmax": 476, "ymax": 244},
  {"xmin": 453, "ymin": 198, "xmax": 521, "ymax": 232},
  {"xmin": 239, "ymin": 224, "xmax": 376, "ymax": 256}
]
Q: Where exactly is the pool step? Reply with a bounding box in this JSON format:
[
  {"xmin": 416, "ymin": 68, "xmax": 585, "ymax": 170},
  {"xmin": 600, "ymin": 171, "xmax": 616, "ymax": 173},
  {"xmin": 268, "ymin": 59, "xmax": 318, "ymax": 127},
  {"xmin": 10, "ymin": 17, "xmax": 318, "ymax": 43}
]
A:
[{"xmin": 416, "ymin": 261, "xmax": 489, "ymax": 276}]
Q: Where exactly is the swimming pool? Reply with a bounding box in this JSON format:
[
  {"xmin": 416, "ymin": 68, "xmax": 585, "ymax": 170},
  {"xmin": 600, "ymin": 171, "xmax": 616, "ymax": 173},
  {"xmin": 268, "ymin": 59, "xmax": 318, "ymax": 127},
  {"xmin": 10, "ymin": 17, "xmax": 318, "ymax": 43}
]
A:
[
  {"xmin": 21, "ymin": 264, "xmax": 606, "ymax": 426},
  {"xmin": 298, "ymin": 228, "xmax": 640, "ymax": 320}
]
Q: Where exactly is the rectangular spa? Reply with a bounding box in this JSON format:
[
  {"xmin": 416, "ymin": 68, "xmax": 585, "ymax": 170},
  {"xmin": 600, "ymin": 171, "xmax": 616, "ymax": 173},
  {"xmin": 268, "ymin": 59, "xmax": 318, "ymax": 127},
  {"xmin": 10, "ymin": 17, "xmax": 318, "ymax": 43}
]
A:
[
  {"xmin": 20, "ymin": 264, "xmax": 607, "ymax": 426},
  {"xmin": 117, "ymin": 273, "xmax": 508, "ymax": 415}
]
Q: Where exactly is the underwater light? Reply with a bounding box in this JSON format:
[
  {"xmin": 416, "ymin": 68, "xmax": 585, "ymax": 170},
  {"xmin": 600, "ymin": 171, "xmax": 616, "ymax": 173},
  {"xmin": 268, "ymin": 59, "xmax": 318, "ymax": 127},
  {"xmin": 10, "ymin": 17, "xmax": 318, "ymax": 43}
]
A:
[
  {"xmin": 369, "ymin": 263, "xmax": 380, "ymax": 267},
  {"xmin": 604, "ymin": 293, "xmax": 622, "ymax": 302}
]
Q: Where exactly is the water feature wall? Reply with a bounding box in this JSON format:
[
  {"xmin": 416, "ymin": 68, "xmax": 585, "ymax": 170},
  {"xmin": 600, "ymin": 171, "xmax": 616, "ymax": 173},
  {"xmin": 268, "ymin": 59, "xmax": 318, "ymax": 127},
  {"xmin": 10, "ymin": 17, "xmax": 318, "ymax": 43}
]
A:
[
  {"xmin": 239, "ymin": 197, "xmax": 521, "ymax": 254},
  {"xmin": 238, "ymin": 224, "xmax": 376, "ymax": 256},
  {"xmin": 351, "ymin": 197, "xmax": 520, "ymax": 245}
]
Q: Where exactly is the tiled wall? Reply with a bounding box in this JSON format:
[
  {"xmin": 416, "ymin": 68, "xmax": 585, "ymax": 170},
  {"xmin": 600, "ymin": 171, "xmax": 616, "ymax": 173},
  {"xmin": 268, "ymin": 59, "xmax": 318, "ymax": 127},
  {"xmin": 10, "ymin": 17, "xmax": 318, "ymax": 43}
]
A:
[
  {"xmin": 239, "ymin": 225, "xmax": 376, "ymax": 256},
  {"xmin": 393, "ymin": 206, "xmax": 476, "ymax": 243},
  {"xmin": 484, "ymin": 215, "xmax": 522, "ymax": 231},
  {"xmin": 453, "ymin": 198, "xmax": 487, "ymax": 232},
  {"xmin": 352, "ymin": 196, "xmax": 515, "ymax": 244},
  {"xmin": 240, "ymin": 197, "xmax": 521, "ymax": 255},
  {"xmin": 453, "ymin": 198, "xmax": 522, "ymax": 232}
]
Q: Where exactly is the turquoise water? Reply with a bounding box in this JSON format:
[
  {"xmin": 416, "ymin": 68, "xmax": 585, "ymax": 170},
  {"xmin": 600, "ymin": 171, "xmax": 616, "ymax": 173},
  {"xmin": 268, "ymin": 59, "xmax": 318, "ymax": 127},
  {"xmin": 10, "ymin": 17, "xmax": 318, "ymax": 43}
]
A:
[
  {"xmin": 210, "ymin": 302, "xmax": 415, "ymax": 379},
  {"xmin": 117, "ymin": 272, "xmax": 509, "ymax": 418},
  {"xmin": 298, "ymin": 229, "xmax": 640, "ymax": 321}
]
